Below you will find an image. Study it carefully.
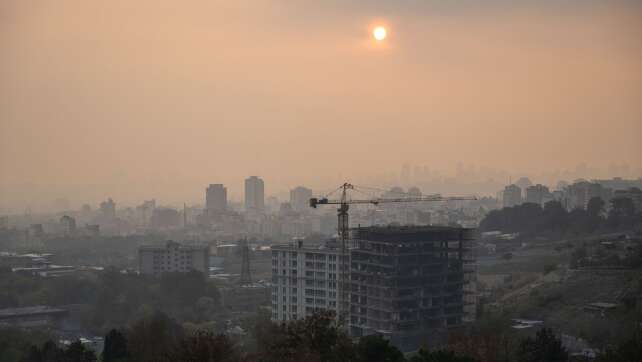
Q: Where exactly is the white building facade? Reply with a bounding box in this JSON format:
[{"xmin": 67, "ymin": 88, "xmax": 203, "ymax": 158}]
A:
[{"xmin": 271, "ymin": 240, "xmax": 342, "ymax": 322}]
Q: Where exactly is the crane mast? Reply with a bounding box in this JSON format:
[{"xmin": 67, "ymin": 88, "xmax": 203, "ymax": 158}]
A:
[{"xmin": 309, "ymin": 182, "xmax": 476, "ymax": 325}]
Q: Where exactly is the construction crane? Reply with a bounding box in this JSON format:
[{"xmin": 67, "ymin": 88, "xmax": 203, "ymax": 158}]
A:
[{"xmin": 309, "ymin": 182, "xmax": 477, "ymax": 323}]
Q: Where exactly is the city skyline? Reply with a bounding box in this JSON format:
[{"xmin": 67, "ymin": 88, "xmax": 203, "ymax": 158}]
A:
[
  {"xmin": 2, "ymin": 167, "xmax": 642, "ymax": 213},
  {"xmin": 1, "ymin": 2, "xmax": 641, "ymax": 359},
  {"xmin": 2, "ymin": 1, "xmax": 642, "ymax": 212}
]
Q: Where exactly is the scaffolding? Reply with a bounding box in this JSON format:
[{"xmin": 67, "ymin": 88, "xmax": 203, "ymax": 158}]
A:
[{"xmin": 348, "ymin": 225, "xmax": 476, "ymax": 352}]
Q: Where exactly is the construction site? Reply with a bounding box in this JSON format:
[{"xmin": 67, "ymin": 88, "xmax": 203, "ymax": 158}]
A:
[
  {"xmin": 270, "ymin": 183, "xmax": 478, "ymax": 352},
  {"xmin": 349, "ymin": 225, "xmax": 476, "ymax": 352}
]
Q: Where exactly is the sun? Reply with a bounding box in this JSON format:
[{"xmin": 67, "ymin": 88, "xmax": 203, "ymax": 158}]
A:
[{"xmin": 373, "ymin": 26, "xmax": 387, "ymax": 41}]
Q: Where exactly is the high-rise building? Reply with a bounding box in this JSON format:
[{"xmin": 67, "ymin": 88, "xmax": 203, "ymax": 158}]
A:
[
  {"xmin": 349, "ymin": 226, "xmax": 475, "ymax": 352},
  {"xmin": 271, "ymin": 225, "xmax": 476, "ymax": 352},
  {"xmin": 612, "ymin": 187, "xmax": 642, "ymax": 212},
  {"xmin": 245, "ymin": 176, "xmax": 265, "ymax": 212},
  {"xmin": 139, "ymin": 241, "xmax": 209, "ymax": 277},
  {"xmin": 565, "ymin": 181, "xmax": 612, "ymax": 210},
  {"xmin": 59, "ymin": 215, "xmax": 76, "ymax": 235},
  {"xmin": 150, "ymin": 208, "xmax": 181, "ymax": 229},
  {"xmin": 99, "ymin": 198, "xmax": 116, "ymax": 220},
  {"xmin": 593, "ymin": 177, "xmax": 642, "ymax": 191},
  {"xmin": 290, "ymin": 186, "xmax": 313, "ymax": 213},
  {"xmin": 502, "ymin": 184, "xmax": 522, "ymax": 208},
  {"xmin": 136, "ymin": 199, "xmax": 156, "ymax": 227},
  {"xmin": 206, "ymin": 184, "xmax": 227, "ymax": 214},
  {"xmin": 525, "ymin": 184, "xmax": 551, "ymax": 206},
  {"xmin": 271, "ymin": 239, "xmax": 342, "ymax": 322}
]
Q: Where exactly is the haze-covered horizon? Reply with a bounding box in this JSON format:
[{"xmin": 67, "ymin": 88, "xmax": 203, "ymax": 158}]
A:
[{"xmin": 2, "ymin": 0, "xmax": 641, "ymax": 212}]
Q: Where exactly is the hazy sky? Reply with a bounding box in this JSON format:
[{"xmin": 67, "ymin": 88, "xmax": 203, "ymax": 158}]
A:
[{"xmin": 1, "ymin": 0, "xmax": 641, "ymax": 211}]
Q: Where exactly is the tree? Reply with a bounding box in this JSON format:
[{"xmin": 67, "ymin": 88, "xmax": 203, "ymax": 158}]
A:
[
  {"xmin": 257, "ymin": 311, "xmax": 355, "ymax": 362},
  {"xmin": 355, "ymin": 335, "xmax": 404, "ymax": 362},
  {"xmin": 169, "ymin": 331, "xmax": 239, "ymax": 362},
  {"xmin": 102, "ymin": 329, "xmax": 129, "ymax": 362},
  {"xmin": 597, "ymin": 334, "xmax": 642, "ymax": 362},
  {"xmin": 408, "ymin": 349, "xmax": 476, "ymax": 362},
  {"xmin": 543, "ymin": 201, "xmax": 568, "ymax": 235},
  {"xmin": 585, "ymin": 197, "xmax": 606, "ymax": 232},
  {"xmin": 64, "ymin": 341, "xmax": 97, "ymax": 362},
  {"xmin": 0, "ymin": 327, "xmax": 51, "ymax": 362},
  {"xmin": 586, "ymin": 197, "xmax": 605, "ymax": 218},
  {"xmin": 160, "ymin": 270, "xmax": 213, "ymax": 306},
  {"xmin": 127, "ymin": 311, "xmax": 185, "ymax": 362},
  {"xmin": 608, "ymin": 197, "xmax": 637, "ymax": 229},
  {"xmin": 23, "ymin": 341, "xmax": 64, "ymax": 362},
  {"xmin": 516, "ymin": 328, "xmax": 568, "ymax": 362},
  {"xmin": 501, "ymin": 253, "xmax": 513, "ymax": 261}
]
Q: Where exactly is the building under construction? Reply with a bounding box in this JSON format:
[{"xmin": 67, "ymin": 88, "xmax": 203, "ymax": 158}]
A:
[{"xmin": 349, "ymin": 225, "xmax": 476, "ymax": 352}]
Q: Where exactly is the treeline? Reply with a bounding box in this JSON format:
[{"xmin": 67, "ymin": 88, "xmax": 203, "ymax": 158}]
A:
[
  {"xmin": 0, "ymin": 268, "xmax": 220, "ymax": 333},
  {"xmin": 480, "ymin": 197, "xmax": 641, "ymax": 236},
  {"xmin": 10, "ymin": 311, "xmax": 642, "ymax": 362}
]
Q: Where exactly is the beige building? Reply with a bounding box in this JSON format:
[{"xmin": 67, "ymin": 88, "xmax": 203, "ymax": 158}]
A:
[
  {"xmin": 139, "ymin": 241, "xmax": 209, "ymax": 276},
  {"xmin": 502, "ymin": 184, "xmax": 522, "ymax": 208},
  {"xmin": 271, "ymin": 239, "xmax": 343, "ymax": 322}
]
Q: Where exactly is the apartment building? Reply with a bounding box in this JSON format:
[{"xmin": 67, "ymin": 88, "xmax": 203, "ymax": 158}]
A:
[
  {"xmin": 139, "ymin": 240, "xmax": 209, "ymax": 276},
  {"xmin": 270, "ymin": 239, "xmax": 346, "ymax": 322}
]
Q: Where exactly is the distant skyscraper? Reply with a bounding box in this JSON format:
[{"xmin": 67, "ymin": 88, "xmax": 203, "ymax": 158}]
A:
[
  {"xmin": 290, "ymin": 186, "xmax": 313, "ymax": 213},
  {"xmin": 525, "ymin": 184, "xmax": 551, "ymax": 206},
  {"xmin": 206, "ymin": 184, "xmax": 227, "ymax": 214},
  {"xmin": 99, "ymin": 198, "xmax": 116, "ymax": 220},
  {"xmin": 515, "ymin": 177, "xmax": 533, "ymax": 196},
  {"xmin": 502, "ymin": 184, "xmax": 522, "ymax": 208},
  {"xmin": 565, "ymin": 181, "xmax": 611, "ymax": 210},
  {"xmin": 59, "ymin": 215, "xmax": 76, "ymax": 235},
  {"xmin": 245, "ymin": 176, "xmax": 265, "ymax": 212}
]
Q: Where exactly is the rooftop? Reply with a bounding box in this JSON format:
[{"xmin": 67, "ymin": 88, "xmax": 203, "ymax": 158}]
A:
[
  {"xmin": 139, "ymin": 240, "xmax": 209, "ymax": 251},
  {"xmin": 352, "ymin": 225, "xmax": 475, "ymax": 243},
  {"xmin": 0, "ymin": 306, "xmax": 67, "ymax": 319}
]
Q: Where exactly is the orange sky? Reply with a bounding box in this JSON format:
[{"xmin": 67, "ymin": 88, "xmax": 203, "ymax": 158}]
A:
[{"xmin": 1, "ymin": 1, "xmax": 641, "ymax": 211}]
